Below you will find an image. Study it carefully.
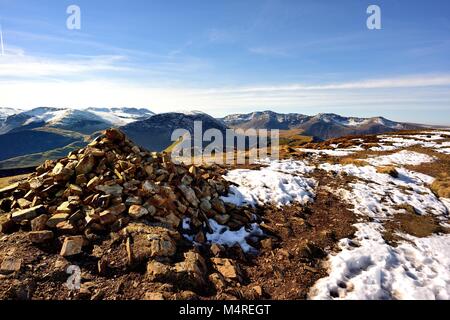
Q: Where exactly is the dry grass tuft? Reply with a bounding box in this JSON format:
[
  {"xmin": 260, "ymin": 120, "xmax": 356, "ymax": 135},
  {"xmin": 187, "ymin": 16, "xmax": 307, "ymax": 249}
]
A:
[
  {"xmin": 339, "ymin": 158, "xmax": 369, "ymax": 167},
  {"xmin": 431, "ymin": 173, "xmax": 450, "ymax": 198},
  {"xmin": 376, "ymin": 166, "xmax": 399, "ymax": 178}
]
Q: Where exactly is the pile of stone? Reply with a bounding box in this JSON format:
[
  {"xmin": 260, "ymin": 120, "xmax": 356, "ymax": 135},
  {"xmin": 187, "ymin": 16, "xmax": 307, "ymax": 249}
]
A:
[{"xmin": 0, "ymin": 129, "xmax": 259, "ymax": 296}]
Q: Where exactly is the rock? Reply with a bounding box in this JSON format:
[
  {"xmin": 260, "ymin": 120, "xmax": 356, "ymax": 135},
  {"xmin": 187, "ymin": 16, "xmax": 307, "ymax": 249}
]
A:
[
  {"xmin": 46, "ymin": 213, "xmax": 69, "ymax": 228},
  {"xmin": 211, "ymin": 198, "xmax": 226, "ymax": 214},
  {"xmin": 56, "ymin": 221, "xmax": 77, "ymax": 235},
  {"xmin": 31, "ymin": 214, "xmax": 49, "ymax": 231},
  {"xmin": 125, "ymin": 196, "xmax": 142, "ymax": 206},
  {"xmin": 252, "ymin": 285, "xmax": 263, "ymax": 297},
  {"xmin": 178, "ymin": 185, "xmax": 199, "ymax": 207},
  {"xmin": 174, "ymin": 251, "xmax": 207, "ymax": 289},
  {"xmin": 99, "ymin": 210, "xmax": 117, "ymax": 225},
  {"xmin": 142, "ymin": 181, "xmax": 159, "ymax": 194},
  {"xmin": 211, "ymin": 258, "xmax": 242, "ymax": 282},
  {"xmin": 144, "ymin": 292, "xmax": 165, "ymax": 300},
  {"xmin": 67, "ymin": 184, "xmax": 83, "ymax": 196},
  {"xmin": 87, "ymin": 177, "xmax": 100, "ymax": 190},
  {"xmin": 76, "ymin": 155, "xmax": 96, "ymax": 175},
  {"xmin": 108, "ymin": 203, "xmax": 127, "ymax": 215},
  {"xmin": 0, "ymin": 258, "xmax": 22, "ymax": 275},
  {"xmin": 124, "ymin": 224, "xmax": 178, "ymax": 264},
  {"xmin": 11, "ymin": 205, "xmax": 46, "ymax": 222},
  {"xmin": 209, "ymin": 272, "xmax": 227, "ymax": 291},
  {"xmin": 56, "ymin": 202, "xmax": 73, "ymax": 214},
  {"xmin": 96, "ymin": 184, "xmax": 123, "ymax": 197},
  {"xmin": 156, "ymin": 212, "xmax": 180, "ymax": 228},
  {"xmin": 60, "ymin": 236, "xmax": 84, "ymax": 256},
  {"xmin": 181, "ymin": 175, "xmax": 193, "ymax": 185},
  {"xmin": 17, "ymin": 198, "xmax": 31, "ymax": 209},
  {"xmin": 52, "ymin": 163, "xmax": 73, "ymax": 181},
  {"xmin": 214, "ymin": 214, "xmax": 230, "ymax": 225},
  {"xmin": 146, "ymin": 261, "xmax": 174, "ymax": 281},
  {"xmin": 105, "ymin": 128, "xmax": 125, "ymax": 142},
  {"xmin": 128, "ymin": 205, "xmax": 149, "ymax": 219},
  {"xmin": 0, "ymin": 215, "xmax": 15, "ymax": 233},
  {"xmin": 199, "ymin": 199, "xmax": 212, "ymax": 212},
  {"xmin": 210, "ymin": 244, "xmax": 224, "ymax": 257},
  {"xmin": 29, "ymin": 230, "xmax": 54, "ymax": 243}
]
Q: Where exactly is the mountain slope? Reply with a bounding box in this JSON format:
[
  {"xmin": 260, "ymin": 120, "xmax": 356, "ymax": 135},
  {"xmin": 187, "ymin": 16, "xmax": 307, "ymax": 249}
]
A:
[{"xmin": 122, "ymin": 112, "xmax": 228, "ymax": 152}]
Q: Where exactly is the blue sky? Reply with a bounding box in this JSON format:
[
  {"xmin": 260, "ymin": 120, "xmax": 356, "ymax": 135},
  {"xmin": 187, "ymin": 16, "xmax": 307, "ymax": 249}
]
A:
[{"xmin": 1, "ymin": 0, "xmax": 450, "ymax": 124}]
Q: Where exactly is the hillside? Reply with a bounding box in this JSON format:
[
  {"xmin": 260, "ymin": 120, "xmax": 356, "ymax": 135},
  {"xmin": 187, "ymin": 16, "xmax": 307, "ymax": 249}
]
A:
[{"xmin": 0, "ymin": 128, "xmax": 448, "ymax": 300}]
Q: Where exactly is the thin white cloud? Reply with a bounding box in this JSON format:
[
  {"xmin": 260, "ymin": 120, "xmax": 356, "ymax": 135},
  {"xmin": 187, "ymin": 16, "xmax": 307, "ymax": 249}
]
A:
[{"xmin": 0, "ymin": 54, "xmax": 130, "ymax": 78}]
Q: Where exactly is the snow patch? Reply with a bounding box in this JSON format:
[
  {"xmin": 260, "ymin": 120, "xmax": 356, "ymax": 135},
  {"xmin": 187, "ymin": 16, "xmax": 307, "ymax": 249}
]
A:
[{"xmin": 222, "ymin": 161, "xmax": 316, "ymax": 207}]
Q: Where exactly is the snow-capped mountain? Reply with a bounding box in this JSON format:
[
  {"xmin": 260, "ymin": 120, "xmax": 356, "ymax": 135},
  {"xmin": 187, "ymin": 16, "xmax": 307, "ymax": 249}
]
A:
[
  {"xmin": 0, "ymin": 107, "xmax": 154, "ymax": 135},
  {"xmin": 0, "ymin": 108, "xmax": 21, "ymax": 121},
  {"xmin": 222, "ymin": 111, "xmax": 416, "ymax": 140}
]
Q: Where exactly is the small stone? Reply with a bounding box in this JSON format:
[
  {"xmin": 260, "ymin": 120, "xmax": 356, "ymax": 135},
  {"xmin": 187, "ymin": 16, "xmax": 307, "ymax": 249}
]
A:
[
  {"xmin": 214, "ymin": 214, "xmax": 230, "ymax": 225},
  {"xmin": 60, "ymin": 236, "xmax": 84, "ymax": 256},
  {"xmin": 31, "ymin": 214, "xmax": 49, "ymax": 231},
  {"xmin": 29, "ymin": 230, "xmax": 54, "ymax": 244},
  {"xmin": 181, "ymin": 175, "xmax": 193, "ymax": 185},
  {"xmin": 144, "ymin": 292, "xmax": 165, "ymax": 300},
  {"xmin": 0, "ymin": 257, "xmax": 22, "ymax": 275},
  {"xmin": 99, "ymin": 210, "xmax": 117, "ymax": 225},
  {"xmin": 211, "ymin": 198, "xmax": 227, "ymax": 214},
  {"xmin": 68, "ymin": 184, "xmax": 83, "ymax": 196},
  {"xmin": 108, "ymin": 203, "xmax": 127, "ymax": 215},
  {"xmin": 146, "ymin": 261, "xmax": 173, "ymax": 281},
  {"xmin": 17, "ymin": 198, "xmax": 32, "ymax": 209},
  {"xmin": 56, "ymin": 202, "xmax": 73, "ymax": 214},
  {"xmin": 211, "ymin": 258, "xmax": 241, "ymax": 282},
  {"xmin": 87, "ymin": 177, "xmax": 100, "ymax": 189},
  {"xmin": 178, "ymin": 185, "xmax": 199, "ymax": 207},
  {"xmin": 252, "ymin": 285, "xmax": 263, "ymax": 297},
  {"xmin": 96, "ymin": 184, "xmax": 123, "ymax": 197},
  {"xmin": 125, "ymin": 196, "xmax": 142, "ymax": 206},
  {"xmin": 75, "ymin": 155, "xmax": 96, "ymax": 175},
  {"xmin": 210, "ymin": 243, "xmax": 224, "ymax": 257},
  {"xmin": 199, "ymin": 199, "xmax": 212, "ymax": 212},
  {"xmin": 11, "ymin": 205, "xmax": 46, "ymax": 222},
  {"xmin": 128, "ymin": 205, "xmax": 148, "ymax": 219},
  {"xmin": 105, "ymin": 128, "xmax": 125, "ymax": 142},
  {"xmin": 46, "ymin": 213, "xmax": 69, "ymax": 228}
]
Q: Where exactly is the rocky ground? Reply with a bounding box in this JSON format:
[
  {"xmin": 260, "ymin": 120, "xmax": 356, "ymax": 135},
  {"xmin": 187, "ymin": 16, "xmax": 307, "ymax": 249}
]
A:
[{"xmin": 0, "ymin": 129, "xmax": 449, "ymax": 300}]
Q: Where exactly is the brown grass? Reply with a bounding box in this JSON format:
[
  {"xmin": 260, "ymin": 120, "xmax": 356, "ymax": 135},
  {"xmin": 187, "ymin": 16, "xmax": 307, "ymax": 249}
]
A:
[
  {"xmin": 431, "ymin": 173, "xmax": 450, "ymax": 198},
  {"xmin": 376, "ymin": 166, "xmax": 399, "ymax": 178},
  {"xmin": 339, "ymin": 158, "xmax": 369, "ymax": 167}
]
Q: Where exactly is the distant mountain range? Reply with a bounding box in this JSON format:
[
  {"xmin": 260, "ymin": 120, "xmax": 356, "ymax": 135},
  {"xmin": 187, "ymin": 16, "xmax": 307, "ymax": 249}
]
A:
[
  {"xmin": 0, "ymin": 107, "xmax": 424, "ymax": 170},
  {"xmin": 222, "ymin": 111, "xmax": 418, "ymax": 140}
]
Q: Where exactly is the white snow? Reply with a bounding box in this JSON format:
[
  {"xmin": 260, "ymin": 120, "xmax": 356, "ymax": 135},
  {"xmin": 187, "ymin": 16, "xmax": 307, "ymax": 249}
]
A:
[
  {"xmin": 311, "ymin": 160, "xmax": 450, "ymax": 300},
  {"xmin": 310, "ymin": 223, "xmax": 450, "ymax": 300},
  {"xmin": 221, "ymin": 164, "xmax": 316, "ymax": 207},
  {"xmin": 299, "ymin": 145, "xmax": 364, "ymax": 157},
  {"xmin": 259, "ymin": 158, "xmax": 315, "ymax": 175},
  {"xmin": 206, "ymin": 219, "xmax": 263, "ymax": 253},
  {"xmin": 181, "ymin": 217, "xmax": 263, "ymax": 253},
  {"xmin": 365, "ymin": 150, "xmax": 436, "ymax": 167}
]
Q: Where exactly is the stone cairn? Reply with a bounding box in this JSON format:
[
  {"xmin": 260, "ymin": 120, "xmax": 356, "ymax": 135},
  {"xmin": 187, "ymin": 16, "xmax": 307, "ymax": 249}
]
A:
[{"xmin": 0, "ymin": 129, "xmax": 259, "ymax": 297}]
